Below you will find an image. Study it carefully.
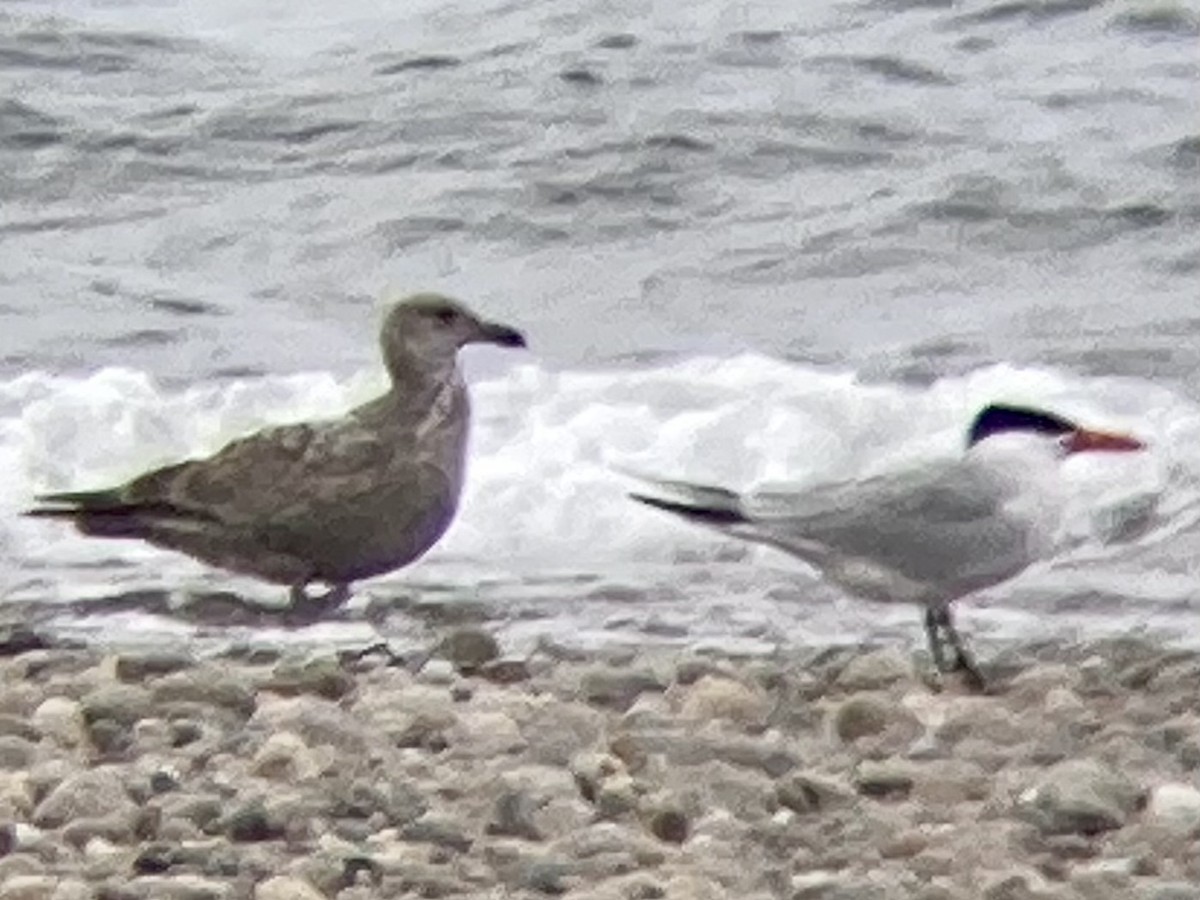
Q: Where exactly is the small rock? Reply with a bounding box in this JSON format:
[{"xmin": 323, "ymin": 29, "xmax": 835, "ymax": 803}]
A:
[
  {"xmin": 1146, "ymin": 884, "xmax": 1200, "ymax": 900},
  {"xmin": 936, "ymin": 700, "xmax": 1026, "ymax": 747},
  {"xmin": 254, "ymin": 876, "xmax": 326, "ymax": 900},
  {"xmin": 515, "ymin": 856, "xmax": 575, "ymax": 894},
  {"xmin": 50, "ymin": 880, "xmax": 92, "ymax": 900},
  {"xmin": 400, "ymin": 813, "xmax": 473, "ymax": 853},
  {"xmin": 116, "ymin": 875, "xmax": 232, "ymax": 899},
  {"xmin": 621, "ymin": 694, "xmax": 675, "ymax": 731},
  {"xmin": 674, "ymin": 658, "xmax": 727, "ymax": 686},
  {"xmin": 81, "ymin": 684, "xmax": 155, "ymax": 727},
  {"xmin": 1070, "ymin": 866, "xmax": 1132, "ymax": 900},
  {"xmin": 437, "ymin": 628, "xmax": 499, "ymax": 672},
  {"xmin": 223, "ymin": 801, "xmax": 285, "ymax": 842},
  {"xmin": 149, "ymin": 766, "xmax": 182, "ymax": 795},
  {"xmin": 0, "ymin": 715, "xmax": 41, "ymax": 742},
  {"xmin": 480, "ymin": 658, "xmax": 531, "ymax": 684},
  {"xmin": 133, "ymin": 719, "xmax": 174, "ymax": 754},
  {"xmin": 86, "ymin": 718, "xmax": 131, "ymax": 757},
  {"xmin": 487, "ymin": 788, "xmax": 544, "ymax": 841},
  {"xmin": 0, "ymin": 772, "xmax": 33, "ymax": 816},
  {"xmin": 661, "ymin": 874, "xmax": 725, "ymax": 900},
  {"xmin": 263, "ymin": 658, "xmax": 355, "ymax": 701},
  {"xmin": 775, "ymin": 771, "xmax": 856, "ymax": 815},
  {"xmin": 833, "ymin": 695, "xmax": 891, "ymax": 742},
  {"xmin": 446, "ymin": 711, "xmax": 526, "ymax": 758},
  {"xmin": 321, "ymin": 775, "xmax": 426, "ymax": 826},
  {"xmin": 416, "ymin": 659, "xmax": 456, "ymax": 685},
  {"xmin": 9, "ymin": 823, "xmax": 45, "ymax": 853},
  {"xmin": 1043, "ymin": 686, "xmax": 1086, "ymax": 715},
  {"xmin": 580, "ymin": 667, "xmax": 666, "ymax": 712},
  {"xmin": 62, "ymin": 811, "xmax": 138, "ymax": 847},
  {"xmin": 983, "ymin": 871, "xmax": 1043, "ymax": 900},
  {"xmin": 646, "ymin": 806, "xmax": 688, "ymax": 844},
  {"xmin": 114, "ymin": 651, "xmax": 193, "ymax": 682},
  {"xmin": 609, "ymin": 728, "xmax": 797, "ymax": 778},
  {"xmin": 0, "ymin": 736, "xmax": 36, "ymax": 770},
  {"xmin": 880, "ymin": 829, "xmax": 929, "ymax": 859},
  {"xmin": 1019, "ymin": 758, "xmax": 1144, "ymax": 835},
  {"xmin": 678, "ymin": 676, "xmax": 769, "ymax": 728},
  {"xmin": 571, "ymin": 753, "xmax": 628, "ymax": 804},
  {"xmin": 837, "ymin": 647, "xmax": 912, "ymax": 690},
  {"xmin": 791, "ymin": 871, "xmax": 851, "ymax": 899},
  {"xmin": 0, "ymin": 857, "xmax": 44, "ymax": 885},
  {"xmin": 33, "ymin": 769, "xmax": 137, "ymax": 828},
  {"xmin": 1146, "ymin": 783, "xmax": 1200, "ymax": 836},
  {"xmin": 134, "ymin": 843, "xmax": 174, "ymax": 875},
  {"xmin": 912, "ymin": 760, "xmax": 991, "ymax": 806},
  {"xmin": 152, "ymin": 670, "xmax": 256, "ymax": 719},
  {"xmin": 853, "ymin": 761, "xmax": 915, "ymax": 799},
  {"xmin": 252, "ymin": 695, "xmax": 367, "ymax": 755},
  {"xmin": 31, "ymin": 698, "xmax": 86, "ymax": 748},
  {"xmin": 522, "ymin": 702, "xmax": 603, "ymax": 766},
  {"xmin": 169, "ymin": 720, "xmax": 205, "ymax": 748},
  {"xmin": 0, "ymin": 876, "xmax": 57, "ymax": 900},
  {"xmin": 158, "ymin": 793, "xmax": 223, "ymax": 830},
  {"xmin": 251, "ymin": 732, "xmax": 321, "ymax": 781},
  {"xmin": 595, "ymin": 774, "xmax": 639, "ymax": 818}
]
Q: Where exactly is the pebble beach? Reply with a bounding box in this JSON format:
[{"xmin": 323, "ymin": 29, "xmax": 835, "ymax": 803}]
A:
[{"xmin": 1, "ymin": 626, "xmax": 1200, "ymax": 900}]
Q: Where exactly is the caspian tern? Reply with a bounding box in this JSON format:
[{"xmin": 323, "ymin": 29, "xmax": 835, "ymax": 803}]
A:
[{"xmin": 624, "ymin": 403, "xmax": 1146, "ymax": 689}]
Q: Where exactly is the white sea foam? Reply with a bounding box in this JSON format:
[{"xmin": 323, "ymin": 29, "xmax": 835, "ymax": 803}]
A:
[{"xmin": 4, "ymin": 354, "xmax": 1199, "ymax": 620}]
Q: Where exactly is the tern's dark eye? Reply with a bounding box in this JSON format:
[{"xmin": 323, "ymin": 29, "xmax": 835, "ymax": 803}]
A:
[{"xmin": 435, "ymin": 309, "xmax": 458, "ymax": 325}]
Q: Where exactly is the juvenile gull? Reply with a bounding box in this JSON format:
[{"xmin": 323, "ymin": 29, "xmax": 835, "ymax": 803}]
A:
[
  {"xmin": 624, "ymin": 404, "xmax": 1145, "ymax": 689},
  {"xmin": 27, "ymin": 293, "xmax": 526, "ymax": 616}
]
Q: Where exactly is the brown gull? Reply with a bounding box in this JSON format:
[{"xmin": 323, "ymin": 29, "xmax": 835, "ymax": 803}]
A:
[{"xmin": 26, "ymin": 293, "xmax": 526, "ymax": 616}]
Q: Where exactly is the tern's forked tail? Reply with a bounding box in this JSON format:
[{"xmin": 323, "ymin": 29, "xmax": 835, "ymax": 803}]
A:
[{"xmin": 616, "ymin": 465, "xmax": 750, "ymax": 527}]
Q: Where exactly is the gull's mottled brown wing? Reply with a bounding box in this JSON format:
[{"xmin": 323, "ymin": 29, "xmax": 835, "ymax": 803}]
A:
[{"xmin": 120, "ymin": 418, "xmax": 403, "ymax": 525}]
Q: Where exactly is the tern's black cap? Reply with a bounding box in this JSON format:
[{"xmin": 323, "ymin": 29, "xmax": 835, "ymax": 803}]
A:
[{"xmin": 966, "ymin": 403, "xmax": 1076, "ymax": 448}]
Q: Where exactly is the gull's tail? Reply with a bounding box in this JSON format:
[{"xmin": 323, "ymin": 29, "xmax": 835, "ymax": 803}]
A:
[
  {"xmin": 25, "ymin": 488, "xmax": 128, "ymax": 517},
  {"xmin": 25, "ymin": 488, "xmax": 217, "ymax": 539}
]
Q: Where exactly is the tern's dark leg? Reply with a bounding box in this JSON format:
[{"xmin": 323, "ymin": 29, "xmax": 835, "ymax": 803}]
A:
[{"xmin": 934, "ymin": 604, "xmax": 987, "ymax": 691}]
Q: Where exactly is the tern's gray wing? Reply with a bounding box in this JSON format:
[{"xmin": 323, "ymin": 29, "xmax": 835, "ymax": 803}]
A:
[
  {"xmin": 742, "ymin": 463, "xmax": 1034, "ymax": 598},
  {"xmin": 628, "ymin": 462, "xmax": 1035, "ymax": 604}
]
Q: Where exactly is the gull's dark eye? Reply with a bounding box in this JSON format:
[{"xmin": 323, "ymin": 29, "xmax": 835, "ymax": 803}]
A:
[{"xmin": 435, "ymin": 308, "xmax": 458, "ymax": 325}]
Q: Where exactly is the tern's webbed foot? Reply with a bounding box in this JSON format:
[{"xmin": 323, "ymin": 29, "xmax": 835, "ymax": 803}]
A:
[
  {"xmin": 947, "ymin": 648, "xmax": 989, "ymax": 693},
  {"xmin": 924, "ymin": 604, "xmax": 988, "ymax": 693}
]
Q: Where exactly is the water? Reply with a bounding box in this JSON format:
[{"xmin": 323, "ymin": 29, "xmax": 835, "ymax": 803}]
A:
[{"xmin": 2, "ymin": 0, "xmax": 1200, "ymax": 653}]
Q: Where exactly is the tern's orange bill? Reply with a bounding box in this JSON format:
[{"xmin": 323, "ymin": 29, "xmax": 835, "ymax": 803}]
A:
[{"xmin": 1065, "ymin": 428, "xmax": 1146, "ymax": 454}]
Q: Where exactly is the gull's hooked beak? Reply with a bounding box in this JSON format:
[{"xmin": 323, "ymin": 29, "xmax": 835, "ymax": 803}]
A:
[
  {"xmin": 477, "ymin": 321, "xmax": 528, "ymax": 349},
  {"xmin": 1064, "ymin": 427, "xmax": 1146, "ymax": 454}
]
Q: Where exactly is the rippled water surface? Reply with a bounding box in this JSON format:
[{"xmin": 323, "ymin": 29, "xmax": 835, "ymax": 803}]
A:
[{"xmin": 2, "ymin": 0, "xmax": 1200, "ymax": 651}]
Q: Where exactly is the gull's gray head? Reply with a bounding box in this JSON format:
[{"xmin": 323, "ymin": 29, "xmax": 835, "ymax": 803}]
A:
[{"xmin": 381, "ymin": 293, "xmax": 526, "ymax": 380}]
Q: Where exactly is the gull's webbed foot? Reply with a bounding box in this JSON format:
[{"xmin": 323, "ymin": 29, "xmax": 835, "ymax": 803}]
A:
[{"xmin": 284, "ymin": 582, "xmax": 352, "ymax": 626}]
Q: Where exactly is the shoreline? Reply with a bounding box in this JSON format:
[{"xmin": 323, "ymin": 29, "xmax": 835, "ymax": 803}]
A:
[{"xmin": 0, "ymin": 629, "xmax": 1199, "ymax": 898}]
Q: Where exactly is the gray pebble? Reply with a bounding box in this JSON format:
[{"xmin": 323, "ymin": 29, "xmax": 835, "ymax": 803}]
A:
[
  {"xmin": 81, "ymin": 685, "xmax": 155, "ymax": 727},
  {"xmin": 579, "ymin": 668, "xmax": 666, "ymax": 712}
]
